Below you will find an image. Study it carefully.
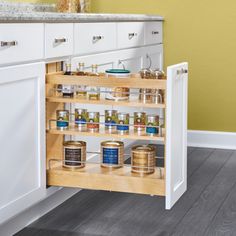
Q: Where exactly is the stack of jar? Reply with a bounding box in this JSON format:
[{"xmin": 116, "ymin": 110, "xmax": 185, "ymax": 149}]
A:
[
  {"xmin": 63, "ymin": 140, "xmax": 156, "ymax": 175},
  {"xmin": 56, "ymin": 109, "xmax": 160, "ymax": 136},
  {"xmin": 139, "ymin": 68, "xmax": 166, "ymax": 104}
]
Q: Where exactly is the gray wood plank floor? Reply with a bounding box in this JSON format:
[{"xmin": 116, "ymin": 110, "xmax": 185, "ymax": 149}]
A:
[{"xmin": 15, "ymin": 147, "xmax": 236, "ymax": 236}]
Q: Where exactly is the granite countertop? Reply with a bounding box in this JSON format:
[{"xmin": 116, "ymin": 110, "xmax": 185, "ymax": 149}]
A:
[{"xmin": 0, "ymin": 2, "xmax": 163, "ymax": 23}]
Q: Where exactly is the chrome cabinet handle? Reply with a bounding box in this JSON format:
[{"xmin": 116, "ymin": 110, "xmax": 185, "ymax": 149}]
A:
[
  {"xmin": 1, "ymin": 41, "xmax": 17, "ymax": 47},
  {"xmin": 128, "ymin": 33, "xmax": 138, "ymax": 39},
  {"xmin": 152, "ymin": 31, "xmax": 159, "ymax": 35},
  {"xmin": 177, "ymin": 68, "xmax": 188, "ymax": 75},
  {"xmin": 92, "ymin": 36, "xmax": 104, "ymax": 43},
  {"xmin": 54, "ymin": 38, "xmax": 67, "ymax": 44}
]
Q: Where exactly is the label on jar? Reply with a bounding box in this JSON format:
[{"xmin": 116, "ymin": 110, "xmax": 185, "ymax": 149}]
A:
[
  {"xmin": 117, "ymin": 120, "xmax": 129, "ymax": 131},
  {"xmin": 105, "ymin": 115, "xmax": 117, "ymax": 128},
  {"xmin": 103, "ymin": 148, "xmax": 119, "ymax": 164},
  {"xmin": 75, "ymin": 114, "xmax": 86, "ymax": 125},
  {"xmin": 64, "ymin": 148, "xmax": 82, "ymax": 166},
  {"xmin": 87, "ymin": 118, "xmax": 99, "ymax": 130},
  {"xmin": 57, "ymin": 115, "xmax": 69, "ymax": 128},
  {"xmin": 146, "ymin": 124, "xmax": 158, "ymax": 134}
]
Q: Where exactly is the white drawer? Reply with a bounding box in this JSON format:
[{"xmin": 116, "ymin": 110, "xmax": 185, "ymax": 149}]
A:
[
  {"xmin": 74, "ymin": 23, "xmax": 116, "ymax": 55},
  {"xmin": 45, "ymin": 23, "xmax": 73, "ymax": 59},
  {"xmin": 145, "ymin": 22, "xmax": 163, "ymax": 45},
  {"xmin": 0, "ymin": 24, "xmax": 44, "ymax": 65},
  {"xmin": 117, "ymin": 22, "xmax": 145, "ymax": 49}
]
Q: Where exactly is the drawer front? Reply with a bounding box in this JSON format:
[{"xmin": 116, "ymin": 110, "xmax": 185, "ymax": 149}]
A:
[
  {"xmin": 145, "ymin": 22, "xmax": 163, "ymax": 45},
  {"xmin": 74, "ymin": 23, "xmax": 117, "ymax": 55},
  {"xmin": 0, "ymin": 24, "xmax": 44, "ymax": 65},
  {"xmin": 45, "ymin": 23, "xmax": 73, "ymax": 59},
  {"xmin": 117, "ymin": 22, "xmax": 145, "ymax": 49}
]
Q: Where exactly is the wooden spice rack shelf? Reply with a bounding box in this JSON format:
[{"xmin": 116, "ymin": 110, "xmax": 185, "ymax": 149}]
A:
[
  {"xmin": 46, "ymin": 97, "xmax": 166, "ymax": 109},
  {"xmin": 47, "ymin": 127, "xmax": 165, "ymax": 142},
  {"xmin": 47, "ymin": 164, "xmax": 165, "ymax": 196}
]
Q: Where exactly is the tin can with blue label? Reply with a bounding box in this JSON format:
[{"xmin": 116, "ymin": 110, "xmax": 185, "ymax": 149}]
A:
[
  {"xmin": 117, "ymin": 113, "xmax": 129, "ymax": 134},
  {"xmin": 105, "ymin": 110, "xmax": 118, "ymax": 130},
  {"xmin": 146, "ymin": 115, "xmax": 159, "ymax": 135},
  {"xmin": 56, "ymin": 110, "xmax": 69, "ymax": 130},
  {"xmin": 75, "ymin": 108, "xmax": 87, "ymax": 130},
  {"xmin": 101, "ymin": 141, "xmax": 124, "ymax": 168}
]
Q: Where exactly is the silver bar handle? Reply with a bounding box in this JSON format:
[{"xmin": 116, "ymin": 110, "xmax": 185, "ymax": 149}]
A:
[
  {"xmin": 128, "ymin": 33, "xmax": 137, "ymax": 39},
  {"xmin": 54, "ymin": 38, "xmax": 67, "ymax": 44},
  {"xmin": 177, "ymin": 68, "xmax": 188, "ymax": 75},
  {"xmin": 92, "ymin": 36, "xmax": 104, "ymax": 43},
  {"xmin": 152, "ymin": 31, "xmax": 159, "ymax": 35},
  {"xmin": 1, "ymin": 41, "xmax": 17, "ymax": 47}
]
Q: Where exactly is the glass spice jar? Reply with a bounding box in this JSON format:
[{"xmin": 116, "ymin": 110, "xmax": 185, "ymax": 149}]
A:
[{"xmin": 56, "ymin": 0, "xmax": 80, "ymax": 13}]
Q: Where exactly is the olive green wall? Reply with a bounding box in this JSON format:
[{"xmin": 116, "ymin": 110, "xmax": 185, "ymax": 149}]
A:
[
  {"xmin": 91, "ymin": 0, "xmax": 236, "ymax": 132},
  {"xmin": 6, "ymin": 0, "xmax": 236, "ymax": 132}
]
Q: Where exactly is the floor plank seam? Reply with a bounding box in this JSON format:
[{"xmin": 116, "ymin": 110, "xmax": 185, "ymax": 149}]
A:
[
  {"xmin": 202, "ymin": 151, "xmax": 236, "ymax": 236},
  {"xmin": 169, "ymin": 149, "xmax": 234, "ymax": 236}
]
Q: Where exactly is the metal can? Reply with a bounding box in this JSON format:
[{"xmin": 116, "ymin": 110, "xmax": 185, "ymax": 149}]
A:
[
  {"xmin": 101, "ymin": 141, "xmax": 124, "ymax": 168},
  {"xmin": 87, "ymin": 112, "xmax": 100, "ymax": 131},
  {"xmin": 105, "ymin": 110, "xmax": 118, "ymax": 130},
  {"xmin": 116, "ymin": 112, "xmax": 129, "ymax": 133},
  {"xmin": 146, "ymin": 115, "xmax": 159, "ymax": 135},
  {"xmin": 134, "ymin": 112, "xmax": 146, "ymax": 133},
  {"xmin": 131, "ymin": 145, "xmax": 156, "ymax": 175},
  {"xmin": 56, "ymin": 110, "xmax": 69, "ymax": 130},
  {"xmin": 63, "ymin": 141, "xmax": 86, "ymax": 169},
  {"xmin": 75, "ymin": 109, "xmax": 87, "ymax": 130}
]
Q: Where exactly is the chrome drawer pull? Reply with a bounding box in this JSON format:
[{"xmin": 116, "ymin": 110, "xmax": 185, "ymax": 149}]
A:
[
  {"xmin": 1, "ymin": 41, "xmax": 17, "ymax": 47},
  {"xmin": 54, "ymin": 38, "xmax": 67, "ymax": 43},
  {"xmin": 92, "ymin": 36, "xmax": 104, "ymax": 43},
  {"xmin": 152, "ymin": 31, "xmax": 159, "ymax": 35},
  {"xmin": 177, "ymin": 68, "xmax": 188, "ymax": 75},
  {"xmin": 128, "ymin": 33, "xmax": 137, "ymax": 39}
]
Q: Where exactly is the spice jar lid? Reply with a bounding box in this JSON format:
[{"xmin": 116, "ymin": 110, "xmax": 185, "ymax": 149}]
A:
[
  {"xmin": 101, "ymin": 140, "xmax": 124, "ymax": 147},
  {"xmin": 63, "ymin": 141, "xmax": 86, "ymax": 147},
  {"xmin": 132, "ymin": 145, "xmax": 155, "ymax": 153},
  {"xmin": 105, "ymin": 69, "xmax": 130, "ymax": 74}
]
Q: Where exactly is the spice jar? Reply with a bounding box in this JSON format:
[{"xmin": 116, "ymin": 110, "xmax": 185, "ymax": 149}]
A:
[
  {"xmin": 75, "ymin": 108, "xmax": 87, "ymax": 131},
  {"xmin": 87, "ymin": 112, "xmax": 100, "ymax": 132},
  {"xmin": 105, "ymin": 69, "xmax": 130, "ymax": 101},
  {"xmin": 63, "ymin": 141, "xmax": 86, "ymax": 169},
  {"xmin": 56, "ymin": 110, "xmax": 69, "ymax": 130},
  {"xmin": 146, "ymin": 115, "xmax": 159, "ymax": 136},
  {"xmin": 76, "ymin": 62, "xmax": 87, "ymax": 99},
  {"xmin": 134, "ymin": 112, "xmax": 146, "ymax": 133},
  {"xmin": 139, "ymin": 68, "xmax": 152, "ymax": 103},
  {"xmin": 131, "ymin": 145, "xmax": 156, "ymax": 175},
  {"xmin": 56, "ymin": 0, "xmax": 80, "ymax": 13},
  {"xmin": 105, "ymin": 110, "xmax": 118, "ymax": 131},
  {"xmin": 101, "ymin": 141, "xmax": 124, "ymax": 168},
  {"xmin": 88, "ymin": 65, "xmax": 100, "ymax": 100},
  {"xmin": 151, "ymin": 69, "xmax": 165, "ymax": 104},
  {"xmin": 116, "ymin": 112, "xmax": 130, "ymax": 134}
]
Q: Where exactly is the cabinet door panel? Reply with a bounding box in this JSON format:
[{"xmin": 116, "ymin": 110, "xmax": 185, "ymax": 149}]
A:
[
  {"xmin": 0, "ymin": 63, "xmax": 45, "ymax": 224},
  {"xmin": 166, "ymin": 62, "xmax": 188, "ymax": 209}
]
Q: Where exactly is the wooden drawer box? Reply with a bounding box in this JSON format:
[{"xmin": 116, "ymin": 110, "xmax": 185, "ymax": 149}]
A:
[
  {"xmin": 45, "ymin": 23, "xmax": 74, "ymax": 59},
  {"xmin": 0, "ymin": 24, "xmax": 44, "ymax": 65},
  {"xmin": 74, "ymin": 23, "xmax": 117, "ymax": 55},
  {"xmin": 117, "ymin": 22, "xmax": 145, "ymax": 49},
  {"xmin": 145, "ymin": 22, "xmax": 163, "ymax": 45}
]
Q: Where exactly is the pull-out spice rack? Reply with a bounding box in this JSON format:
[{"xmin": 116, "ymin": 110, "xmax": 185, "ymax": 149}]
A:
[{"xmin": 46, "ymin": 62, "xmax": 188, "ymax": 209}]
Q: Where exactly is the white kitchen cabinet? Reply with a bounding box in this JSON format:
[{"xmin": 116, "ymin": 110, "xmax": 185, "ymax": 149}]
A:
[{"xmin": 0, "ymin": 62, "xmax": 46, "ymax": 224}]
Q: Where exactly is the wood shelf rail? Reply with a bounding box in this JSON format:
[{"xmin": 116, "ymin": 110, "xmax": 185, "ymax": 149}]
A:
[
  {"xmin": 46, "ymin": 72, "xmax": 167, "ymax": 89},
  {"xmin": 47, "ymin": 164, "xmax": 165, "ymax": 196},
  {"xmin": 46, "ymin": 96, "xmax": 166, "ymax": 109},
  {"xmin": 47, "ymin": 127, "xmax": 165, "ymax": 142}
]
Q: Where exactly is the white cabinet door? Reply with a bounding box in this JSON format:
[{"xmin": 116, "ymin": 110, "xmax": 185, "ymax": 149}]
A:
[
  {"xmin": 143, "ymin": 45, "xmax": 163, "ymax": 70},
  {"xmin": 166, "ymin": 62, "xmax": 188, "ymax": 209},
  {"xmin": 0, "ymin": 62, "xmax": 46, "ymax": 224}
]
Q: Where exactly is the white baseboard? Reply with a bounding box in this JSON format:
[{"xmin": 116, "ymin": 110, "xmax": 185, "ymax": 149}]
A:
[
  {"xmin": 0, "ymin": 188, "xmax": 79, "ymax": 236},
  {"xmin": 188, "ymin": 130, "xmax": 236, "ymax": 150}
]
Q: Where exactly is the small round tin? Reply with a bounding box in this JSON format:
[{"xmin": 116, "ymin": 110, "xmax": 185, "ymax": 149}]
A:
[
  {"xmin": 87, "ymin": 112, "xmax": 100, "ymax": 132},
  {"xmin": 63, "ymin": 141, "xmax": 86, "ymax": 169},
  {"xmin": 105, "ymin": 110, "xmax": 118, "ymax": 130},
  {"xmin": 134, "ymin": 112, "xmax": 146, "ymax": 133},
  {"xmin": 117, "ymin": 112, "xmax": 129, "ymax": 134},
  {"xmin": 56, "ymin": 110, "xmax": 69, "ymax": 130},
  {"xmin": 75, "ymin": 109, "xmax": 87, "ymax": 130},
  {"xmin": 131, "ymin": 145, "xmax": 156, "ymax": 175},
  {"xmin": 146, "ymin": 115, "xmax": 159, "ymax": 135},
  {"xmin": 101, "ymin": 141, "xmax": 124, "ymax": 168}
]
